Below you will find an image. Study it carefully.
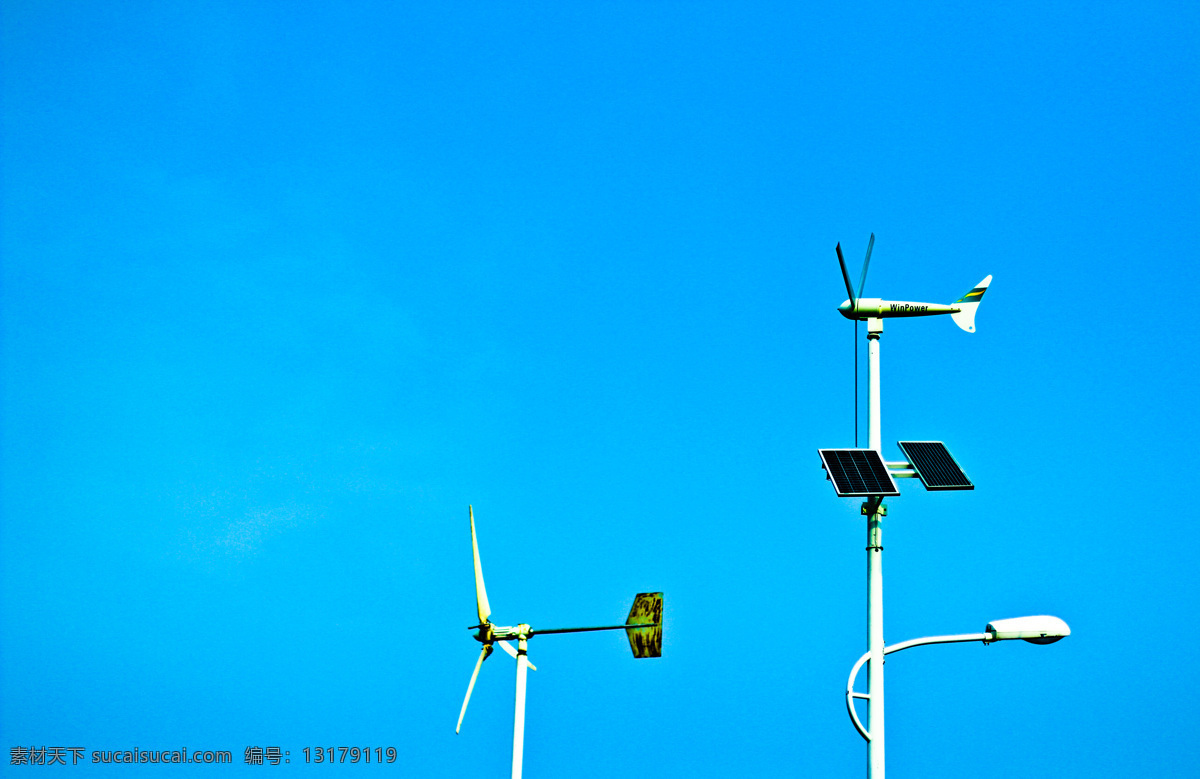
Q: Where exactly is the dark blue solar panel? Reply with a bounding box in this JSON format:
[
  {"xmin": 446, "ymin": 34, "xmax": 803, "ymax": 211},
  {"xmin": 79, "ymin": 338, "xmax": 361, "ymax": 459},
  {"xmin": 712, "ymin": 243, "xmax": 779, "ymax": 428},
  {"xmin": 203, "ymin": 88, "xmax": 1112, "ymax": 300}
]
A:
[
  {"xmin": 818, "ymin": 449, "xmax": 900, "ymax": 497},
  {"xmin": 897, "ymin": 441, "xmax": 973, "ymax": 491}
]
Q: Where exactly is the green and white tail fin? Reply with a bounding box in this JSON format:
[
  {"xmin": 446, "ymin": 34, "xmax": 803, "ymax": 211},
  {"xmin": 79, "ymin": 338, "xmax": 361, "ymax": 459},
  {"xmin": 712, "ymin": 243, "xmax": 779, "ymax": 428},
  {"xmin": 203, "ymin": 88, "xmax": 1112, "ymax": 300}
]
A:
[{"xmin": 950, "ymin": 275, "xmax": 992, "ymax": 333}]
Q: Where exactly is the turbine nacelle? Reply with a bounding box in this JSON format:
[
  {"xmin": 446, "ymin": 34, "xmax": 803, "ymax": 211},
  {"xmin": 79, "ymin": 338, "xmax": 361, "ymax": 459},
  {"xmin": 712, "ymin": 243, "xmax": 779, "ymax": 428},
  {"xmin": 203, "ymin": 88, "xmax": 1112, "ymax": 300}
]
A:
[
  {"xmin": 838, "ymin": 298, "xmax": 962, "ymax": 321},
  {"xmin": 481, "ymin": 624, "xmax": 529, "ymax": 642}
]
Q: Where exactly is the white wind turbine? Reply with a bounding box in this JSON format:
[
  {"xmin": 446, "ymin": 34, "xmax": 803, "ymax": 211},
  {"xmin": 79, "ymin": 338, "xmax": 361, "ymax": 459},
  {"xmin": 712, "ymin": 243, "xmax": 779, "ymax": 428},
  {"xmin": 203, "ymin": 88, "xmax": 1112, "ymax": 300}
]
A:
[
  {"xmin": 823, "ymin": 235, "xmax": 993, "ymax": 779},
  {"xmin": 455, "ymin": 506, "xmax": 662, "ymax": 779}
]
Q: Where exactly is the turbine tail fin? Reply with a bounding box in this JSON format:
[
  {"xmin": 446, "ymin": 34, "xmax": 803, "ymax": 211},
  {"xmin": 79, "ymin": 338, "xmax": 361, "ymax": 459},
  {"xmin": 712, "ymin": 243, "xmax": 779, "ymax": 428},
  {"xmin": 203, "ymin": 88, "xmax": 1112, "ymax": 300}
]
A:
[
  {"xmin": 625, "ymin": 592, "xmax": 663, "ymax": 659},
  {"xmin": 950, "ymin": 275, "xmax": 992, "ymax": 333}
]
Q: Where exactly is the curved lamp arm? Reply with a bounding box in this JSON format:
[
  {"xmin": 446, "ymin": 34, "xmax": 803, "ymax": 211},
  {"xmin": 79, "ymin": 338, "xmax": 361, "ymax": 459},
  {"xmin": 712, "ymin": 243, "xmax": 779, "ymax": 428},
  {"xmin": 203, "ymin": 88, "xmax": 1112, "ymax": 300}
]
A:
[{"xmin": 845, "ymin": 633, "xmax": 990, "ymax": 742}]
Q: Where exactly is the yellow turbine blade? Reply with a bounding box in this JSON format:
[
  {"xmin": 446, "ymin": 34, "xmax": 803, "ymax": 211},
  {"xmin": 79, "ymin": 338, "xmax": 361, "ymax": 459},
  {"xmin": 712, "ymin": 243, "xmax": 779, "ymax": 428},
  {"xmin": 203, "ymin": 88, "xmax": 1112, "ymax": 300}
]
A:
[{"xmin": 470, "ymin": 506, "xmax": 491, "ymax": 624}]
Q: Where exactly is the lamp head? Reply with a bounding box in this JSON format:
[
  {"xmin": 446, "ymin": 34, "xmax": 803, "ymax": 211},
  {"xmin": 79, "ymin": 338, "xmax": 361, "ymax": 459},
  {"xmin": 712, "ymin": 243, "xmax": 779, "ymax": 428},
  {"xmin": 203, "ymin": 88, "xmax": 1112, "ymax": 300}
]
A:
[{"xmin": 984, "ymin": 615, "xmax": 1070, "ymax": 645}]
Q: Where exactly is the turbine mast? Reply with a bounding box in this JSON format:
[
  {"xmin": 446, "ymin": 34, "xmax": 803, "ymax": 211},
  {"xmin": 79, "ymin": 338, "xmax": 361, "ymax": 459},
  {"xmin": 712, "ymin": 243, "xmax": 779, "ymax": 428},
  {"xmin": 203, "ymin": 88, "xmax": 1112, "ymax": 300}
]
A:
[
  {"xmin": 512, "ymin": 626, "xmax": 531, "ymax": 779},
  {"xmin": 866, "ymin": 317, "xmax": 885, "ymax": 778}
]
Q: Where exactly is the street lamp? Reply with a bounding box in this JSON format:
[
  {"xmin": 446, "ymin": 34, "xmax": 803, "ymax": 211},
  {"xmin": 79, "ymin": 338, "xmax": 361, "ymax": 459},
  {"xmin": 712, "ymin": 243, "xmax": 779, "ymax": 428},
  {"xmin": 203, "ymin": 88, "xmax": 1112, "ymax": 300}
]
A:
[{"xmin": 845, "ymin": 615, "xmax": 1070, "ymax": 741}]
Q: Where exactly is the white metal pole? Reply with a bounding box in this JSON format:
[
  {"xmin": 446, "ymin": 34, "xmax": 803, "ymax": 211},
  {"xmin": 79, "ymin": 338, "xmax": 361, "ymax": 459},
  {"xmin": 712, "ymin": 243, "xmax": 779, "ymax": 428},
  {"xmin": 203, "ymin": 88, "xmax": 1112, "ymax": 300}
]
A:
[
  {"xmin": 867, "ymin": 320, "xmax": 882, "ymax": 455},
  {"xmin": 512, "ymin": 630, "xmax": 529, "ymax": 779},
  {"xmin": 866, "ymin": 318, "xmax": 885, "ymax": 779},
  {"xmin": 867, "ymin": 508, "xmax": 884, "ymax": 778}
]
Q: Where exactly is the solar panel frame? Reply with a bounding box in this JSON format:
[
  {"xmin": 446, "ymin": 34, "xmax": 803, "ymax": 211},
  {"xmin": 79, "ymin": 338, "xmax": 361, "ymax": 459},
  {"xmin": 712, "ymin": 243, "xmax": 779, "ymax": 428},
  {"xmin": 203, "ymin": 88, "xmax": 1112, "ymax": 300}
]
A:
[
  {"xmin": 896, "ymin": 441, "xmax": 973, "ymax": 491},
  {"xmin": 818, "ymin": 448, "xmax": 901, "ymax": 497}
]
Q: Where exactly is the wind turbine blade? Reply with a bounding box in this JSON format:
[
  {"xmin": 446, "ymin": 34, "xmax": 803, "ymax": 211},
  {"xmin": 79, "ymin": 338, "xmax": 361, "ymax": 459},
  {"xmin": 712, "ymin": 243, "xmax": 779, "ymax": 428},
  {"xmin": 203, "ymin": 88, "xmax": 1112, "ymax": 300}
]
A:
[
  {"xmin": 857, "ymin": 233, "xmax": 875, "ymax": 299},
  {"xmin": 496, "ymin": 640, "xmax": 536, "ymax": 671},
  {"xmin": 836, "ymin": 243, "xmax": 857, "ymax": 306},
  {"xmin": 469, "ymin": 506, "xmax": 491, "ymax": 624},
  {"xmin": 455, "ymin": 645, "xmax": 491, "ymax": 734}
]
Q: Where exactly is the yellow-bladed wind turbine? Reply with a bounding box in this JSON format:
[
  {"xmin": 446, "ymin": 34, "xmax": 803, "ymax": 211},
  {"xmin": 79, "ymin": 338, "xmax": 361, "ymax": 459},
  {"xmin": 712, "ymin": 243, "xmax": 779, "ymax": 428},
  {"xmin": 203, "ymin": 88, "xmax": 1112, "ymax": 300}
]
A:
[{"xmin": 455, "ymin": 506, "xmax": 662, "ymax": 779}]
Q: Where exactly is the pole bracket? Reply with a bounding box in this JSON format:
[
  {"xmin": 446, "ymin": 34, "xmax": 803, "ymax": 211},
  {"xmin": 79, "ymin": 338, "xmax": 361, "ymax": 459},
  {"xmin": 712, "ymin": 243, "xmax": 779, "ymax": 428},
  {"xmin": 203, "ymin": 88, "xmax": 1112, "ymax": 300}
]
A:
[
  {"xmin": 846, "ymin": 653, "xmax": 873, "ymax": 742},
  {"xmin": 846, "ymin": 633, "xmax": 992, "ymax": 743}
]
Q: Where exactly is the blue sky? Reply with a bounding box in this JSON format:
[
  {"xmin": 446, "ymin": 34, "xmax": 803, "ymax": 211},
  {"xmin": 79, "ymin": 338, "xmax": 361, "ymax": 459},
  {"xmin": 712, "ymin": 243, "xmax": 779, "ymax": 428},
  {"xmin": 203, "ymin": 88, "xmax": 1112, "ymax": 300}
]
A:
[{"xmin": 3, "ymin": 2, "xmax": 1197, "ymax": 776}]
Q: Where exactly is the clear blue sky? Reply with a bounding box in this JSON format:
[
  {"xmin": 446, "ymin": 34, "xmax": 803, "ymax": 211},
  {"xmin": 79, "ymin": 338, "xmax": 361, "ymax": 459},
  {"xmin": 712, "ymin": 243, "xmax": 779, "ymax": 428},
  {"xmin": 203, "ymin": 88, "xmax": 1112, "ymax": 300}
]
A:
[{"xmin": 3, "ymin": 2, "xmax": 1197, "ymax": 777}]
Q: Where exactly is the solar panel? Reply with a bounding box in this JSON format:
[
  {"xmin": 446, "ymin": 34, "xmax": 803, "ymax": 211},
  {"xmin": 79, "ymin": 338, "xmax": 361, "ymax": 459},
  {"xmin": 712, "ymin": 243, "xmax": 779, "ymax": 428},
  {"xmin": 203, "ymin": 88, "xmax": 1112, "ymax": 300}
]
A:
[
  {"xmin": 897, "ymin": 441, "xmax": 973, "ymax": 491},
  {"xmin": 818, "ymin": 449, "xmax": 900, "ymax": 497}
]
